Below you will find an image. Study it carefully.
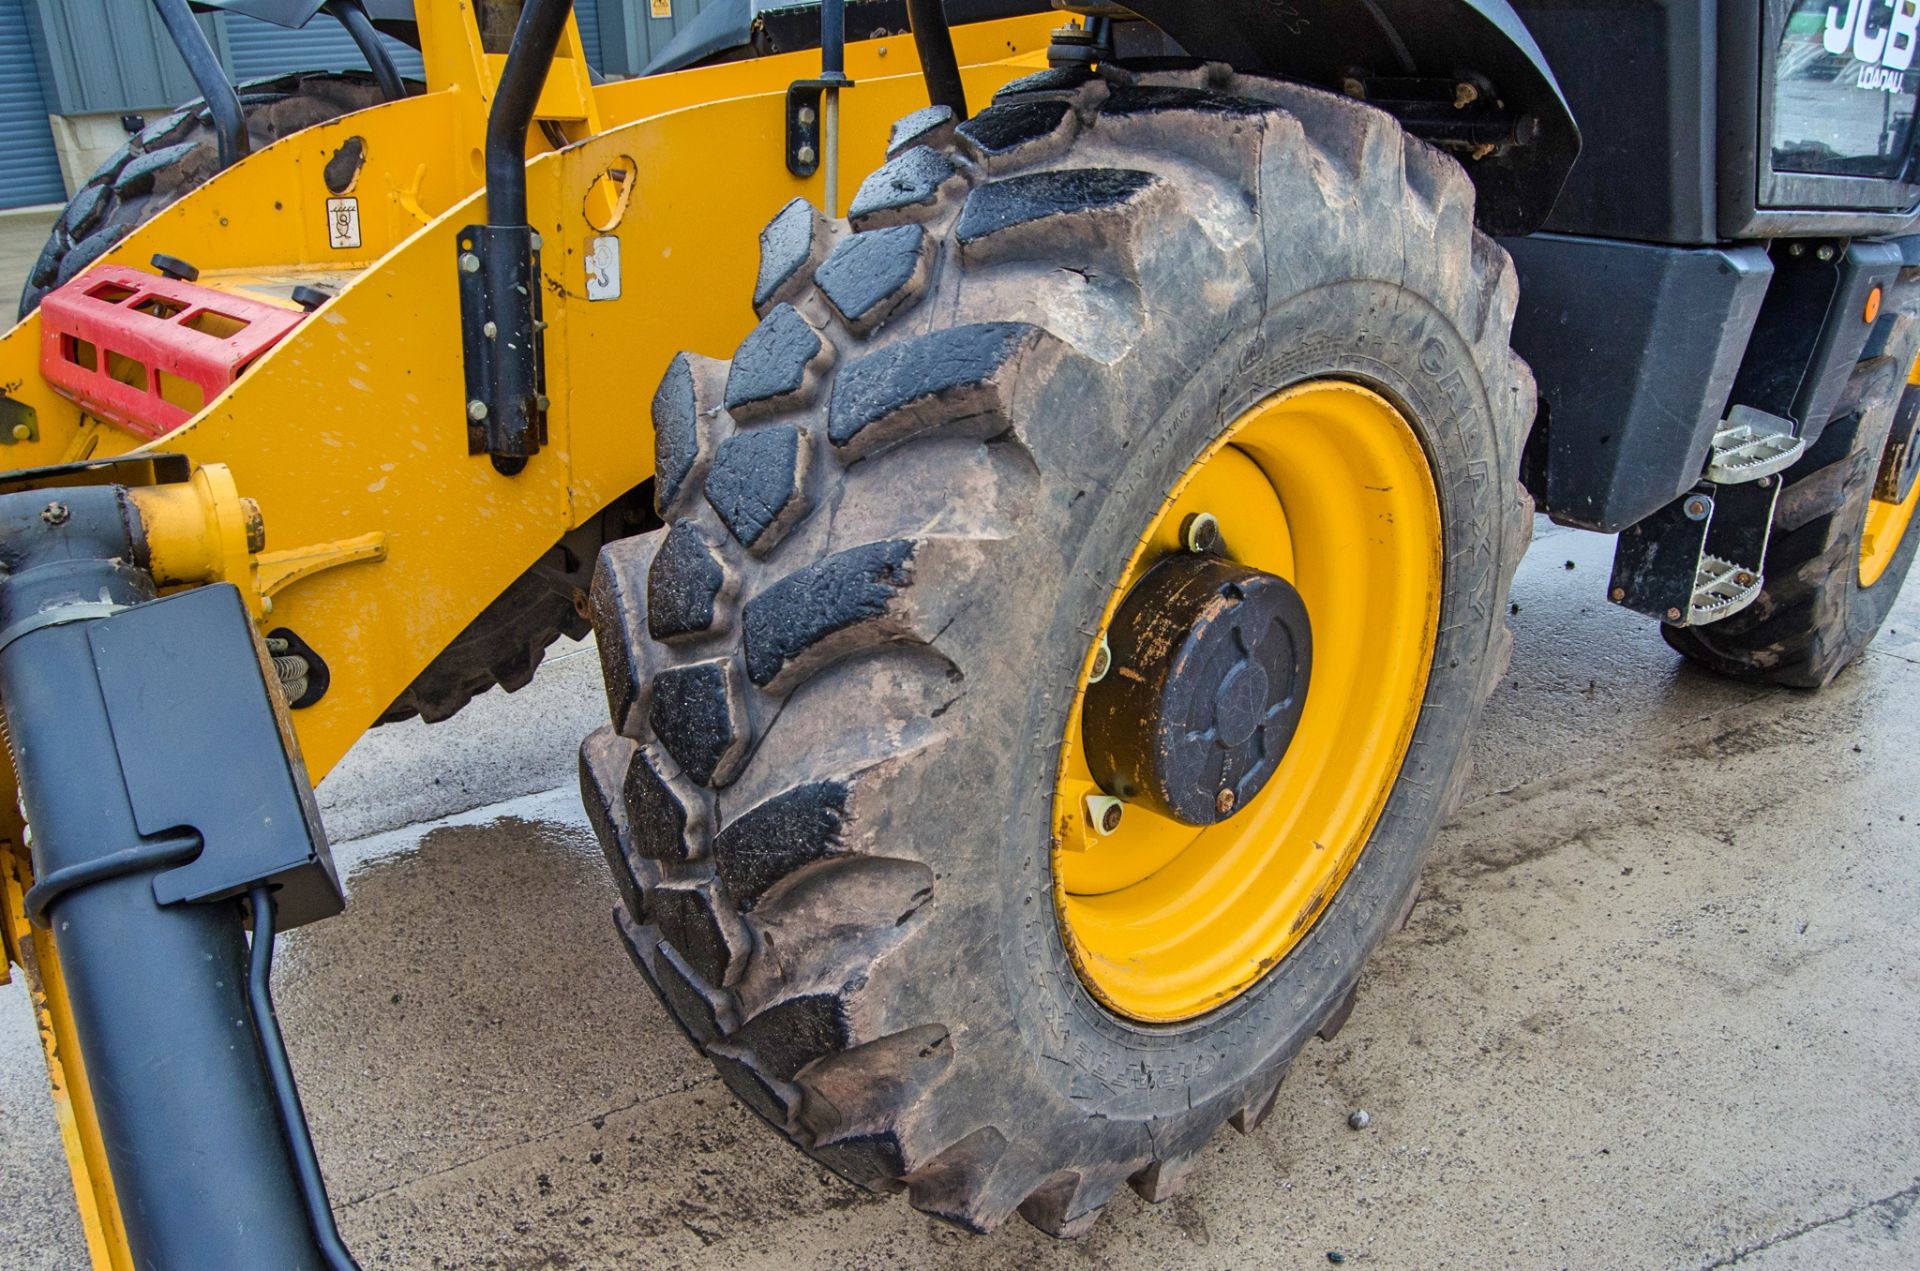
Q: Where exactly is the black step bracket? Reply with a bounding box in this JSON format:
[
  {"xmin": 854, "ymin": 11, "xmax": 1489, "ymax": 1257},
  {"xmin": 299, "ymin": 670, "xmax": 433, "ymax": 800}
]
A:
[
  {"xmin": 456, "ymin": 224, "xmax": 549, "ymax": 470},
  {"xmin": 1609, "ymin": 479, "xmax": 1781, "ymax": 628},
  {"xmin": 1705, "ymin": 404, "xmax": 1805, "ymax": 485},
  {"xmin": 784, "ymin": 75, "xmax": 850, "ymax": 178},
  {"xmin": 91, "ymin": 583, "xmax": 342, "ymax": 928}
]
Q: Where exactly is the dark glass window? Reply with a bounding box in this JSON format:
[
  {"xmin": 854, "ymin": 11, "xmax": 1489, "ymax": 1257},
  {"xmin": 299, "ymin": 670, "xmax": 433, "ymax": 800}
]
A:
[{"xmin": 1774, "ymin": 0, "xmax": 1920, "ymax": 178}]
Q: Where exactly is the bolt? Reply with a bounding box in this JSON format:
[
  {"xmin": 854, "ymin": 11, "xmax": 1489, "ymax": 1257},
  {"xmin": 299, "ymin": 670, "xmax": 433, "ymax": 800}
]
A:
[
  {"xmin": 798, "ymin": 105, "xmax": 817, "ymax": 126},
  {"xmin": 1453, "ymin": 81, "xmax": 1480, "ymax": 108},
  {"xmin": 1348, "ymin": 1109, "xmax": 1371, "ymax": 1130},
  {"xmin": 1683, "ymin": 495, "xmax": 1712, "ymax": 521},
  {"xmin": 262, "ymin": 595, "xmax": 274, "ymax": 616},
  {"xmin": 1085, "ymin": 794, "xmax": 1123, "ymax": 835},
  {"xmin": 1735, "ymin": 570, "xmax": 1755, "ymax": 587},
  {"xmin": 1816, "ymin": 244, "xmax": 1835, "ymax": 262},
  {"xmin": 1340, "ymin": 76, "xmax": 1366, "ymax": 99},
  {"xmin": 10, "ymin": 424, "xmax": 28, "ymax": 441},
  {"xmin": 797, "ymin": 144, "xmax": 817, "ymax": 166},
  {"xmin": 1665, "ymin": 606, "xmax": 1684, "ymax": 622},
  {"xmin": 536, "ymin": 394, "xmax": 551, "ymax": 412},
  {"xmin": 458, "ymin": 252, "xmax": 480, "ymax": 273},
  {"xmin": 1757, "ymin": 474, "xmax": 1773, "ymax": 488},
  {"xmin": 1611, "ymin": 586, "xmax": 1627, "ymax": 602},
  {"xmin": 1089, "ymin": 638, "xmax": 1111, "ymax": 683},
  {"xmin": 530, "ymin": 232, "xmax": 543, "ymax": 251},
  {"xmin": 483, "ymin": 320, "xmax": 498, "ymax": 339},
  {"xmin": 240, "ymin": 498, "xmax": 265, "ymax": 554},
  {"xmin": 467, "ymin": 399, "xmax": 489, "ymax": 421},
  {"xmin": 1215, "ymin": 787, "xmax": 1236, "ymax": 816},
  {"xmin": 40, "ymin": 501, "xmax": 68, "ymax": 527},
  {"xmin": 1789, "ymin": 242, "xmax": 1805, "ymax": 256},
  {"xmin": 1182, "ymin": 511, "xmax": 1222, "ymax": 554}
]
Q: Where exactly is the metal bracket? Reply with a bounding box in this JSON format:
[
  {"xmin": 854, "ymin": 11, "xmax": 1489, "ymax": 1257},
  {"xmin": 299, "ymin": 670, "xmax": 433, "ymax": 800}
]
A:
[
  {"xmin": 784, "ymin": 78, "xmax": 847, "ymax": 177},
  {"xmin": 91, "ymin": 584, "xmax": 342, "ymax": 928},
  {"xmin": 456, "ymin": 224, "xmax": 549, "ymax": 469},
  {"xmin": 1610, "ymin": 480, "xmax": 1782, "ymax": 627},
  {"xmin": 1340, "ymin": 72, "xmax": 1537, "ymax": 158}
]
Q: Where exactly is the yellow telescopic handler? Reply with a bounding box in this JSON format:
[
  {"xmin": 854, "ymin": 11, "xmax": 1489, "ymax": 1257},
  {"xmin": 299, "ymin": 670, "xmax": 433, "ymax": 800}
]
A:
[{"xmin": 4, "ymin": 0, "xmax": 1917, "ymax": 1265}]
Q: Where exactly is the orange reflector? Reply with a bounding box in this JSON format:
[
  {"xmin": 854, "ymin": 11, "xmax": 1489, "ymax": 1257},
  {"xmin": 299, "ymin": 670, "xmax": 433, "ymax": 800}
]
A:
[{"xmin": 1866, "ymin": 285, "xmax": 1883, "ymax": 324}]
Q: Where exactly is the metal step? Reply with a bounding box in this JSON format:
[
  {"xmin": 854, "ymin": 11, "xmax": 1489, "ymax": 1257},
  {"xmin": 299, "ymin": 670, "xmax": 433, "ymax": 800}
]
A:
[
  {"xmin": 1705, "ymin": 406, "xmax": 1805, "ymax": 484},
  {"xmin": 1690, "ymin": 554, "xmax": 1764, "ymax": 625}
]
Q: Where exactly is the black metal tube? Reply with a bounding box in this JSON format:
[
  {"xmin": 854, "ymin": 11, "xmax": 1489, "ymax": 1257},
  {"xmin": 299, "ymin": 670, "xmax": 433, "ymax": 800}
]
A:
[
  {"xmin": 0, "ymin": 490, "xmax": 318, "ymax": 1269},
  {"xmin": 820, "ymin": 0, "xmax": 847, "ymax": 80},
  {"xmin": 483, "ymin": 0, "xmax": 575, "ymax": 227},
  {"xmin": 904, "ymin": 0, "xmax": 967, "ymax": 121},
  {"xmin": 326, "ymin": 0, "xmax": 407, "ymax": 103},
  {"xmin": 249, "ymin": 887, "xmax": 361, "ymax": 1271},
  {"xmin": 150, "ymin": 0, "xmax": 249, "ymax": 169}
]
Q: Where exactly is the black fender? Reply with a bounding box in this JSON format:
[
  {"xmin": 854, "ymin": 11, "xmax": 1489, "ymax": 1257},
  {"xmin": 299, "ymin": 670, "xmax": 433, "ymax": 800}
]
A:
[{"xmin": 1118, "ymin": 0, "xmax": 1577, "ymax": 235}]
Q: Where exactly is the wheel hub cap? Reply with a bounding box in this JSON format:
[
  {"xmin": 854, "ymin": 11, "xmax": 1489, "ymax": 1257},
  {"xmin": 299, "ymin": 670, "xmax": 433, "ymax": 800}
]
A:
[{"xmin": 1082, "ymin": 555, "xmax": 1312, "ymax": 826}]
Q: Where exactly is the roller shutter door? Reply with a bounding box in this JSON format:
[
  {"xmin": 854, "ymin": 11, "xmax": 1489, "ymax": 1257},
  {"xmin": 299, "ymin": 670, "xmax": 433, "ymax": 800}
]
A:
[{"xmin": 0, "ymin": 0, "xmax": 65, "ymax": 207}]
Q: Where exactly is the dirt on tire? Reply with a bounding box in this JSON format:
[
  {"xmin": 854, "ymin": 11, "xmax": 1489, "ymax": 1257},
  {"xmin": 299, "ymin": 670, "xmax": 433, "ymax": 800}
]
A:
[{"xmin": 582, "ymin": 63, "xmax": 1534, "ymax": 1235}]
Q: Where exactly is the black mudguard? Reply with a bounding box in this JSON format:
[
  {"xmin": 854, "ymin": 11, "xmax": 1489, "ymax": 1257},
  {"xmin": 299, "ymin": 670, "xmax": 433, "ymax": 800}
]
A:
[{"xmin": 1118, "ymin": 0, "xmax": 1577, "ymax": 235}]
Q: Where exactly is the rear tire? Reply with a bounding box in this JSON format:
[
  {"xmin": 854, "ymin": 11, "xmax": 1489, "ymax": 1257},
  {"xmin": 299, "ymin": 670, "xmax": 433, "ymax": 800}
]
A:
[
  {"xmin": 18, "ymin": 71, "xmax": 394, "ymax": 318},
  {"xmin": 1665, "ymin": 276, "xmax": 1920, "ymax": 687},
  {"xmin": 582, "ymin": 65, "xmax": 1532, "ymax": 1234}
]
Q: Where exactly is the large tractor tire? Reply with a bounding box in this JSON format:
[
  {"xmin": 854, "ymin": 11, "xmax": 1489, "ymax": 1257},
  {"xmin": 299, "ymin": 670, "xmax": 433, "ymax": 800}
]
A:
[
  {"xmin": 18, "ymin": 71, "xmax": 393, "ymax": 318},
  {"xmin": 581, "ymin": 64, "xmax": 1533, "ymax": 1234},
  {"xmin": 1666, "ymin": 277, "xmax": 1920, "ymax": 687}
]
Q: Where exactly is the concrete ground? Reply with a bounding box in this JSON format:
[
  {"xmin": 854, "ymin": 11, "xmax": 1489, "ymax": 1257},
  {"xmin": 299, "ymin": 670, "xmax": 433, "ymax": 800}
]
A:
[{"xmin": 2, "ymin": 219, "xmax": 1918, "ymax": 1270}]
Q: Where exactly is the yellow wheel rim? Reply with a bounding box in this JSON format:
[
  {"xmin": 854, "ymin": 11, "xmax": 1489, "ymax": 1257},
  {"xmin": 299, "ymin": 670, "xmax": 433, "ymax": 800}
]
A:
[
  {"xmin": 1859, "ymin": 357, "xmax": 1920, "ymax": 589},
  {"xmin": 1051, "ymin": 380, "xmax": 1444, "ymax": 1023}
]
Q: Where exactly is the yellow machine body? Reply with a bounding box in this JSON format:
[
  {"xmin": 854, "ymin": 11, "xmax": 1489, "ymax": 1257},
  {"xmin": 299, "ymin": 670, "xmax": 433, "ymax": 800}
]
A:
[{"xmin": 0, "ymin": 10, "xmax": 1056, "ymax": 1266}]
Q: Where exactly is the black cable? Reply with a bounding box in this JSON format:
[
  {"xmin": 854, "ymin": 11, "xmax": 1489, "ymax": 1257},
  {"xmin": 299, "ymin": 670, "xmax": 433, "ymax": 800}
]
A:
[
  {"xmin": 247, "ymin": 886, "xmax": 362, "ymax": 1271},
  {"xmin": 325, "ymin": 0, "xmax": 408, "ymax": 103},
  {"xmin": 23, "ymin": 834, "xmax": 200, "ymax": 927},
  {"xmin": 150, "ymin": 0, "xmax": 249, "ymax": 168}
]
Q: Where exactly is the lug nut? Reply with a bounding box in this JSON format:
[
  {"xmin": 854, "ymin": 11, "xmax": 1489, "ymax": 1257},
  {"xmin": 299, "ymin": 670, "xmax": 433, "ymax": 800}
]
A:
[
  {"xmin": 1182, "ymin": 511, "xmax": 1221, "ymax": 554},
  {"xmin": 1085, "ymin": 794, "xmax": 1123, "ymax": 835},
  {"xmin": 1089, "ymin": 638, "xmax": 1111, "ymax": 683}
]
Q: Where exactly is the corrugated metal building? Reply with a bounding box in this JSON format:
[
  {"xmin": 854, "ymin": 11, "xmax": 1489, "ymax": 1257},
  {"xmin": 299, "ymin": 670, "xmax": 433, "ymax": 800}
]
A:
[{"xmin": 1, "ymin": 0, "xmax": 726, "ymax": 210}]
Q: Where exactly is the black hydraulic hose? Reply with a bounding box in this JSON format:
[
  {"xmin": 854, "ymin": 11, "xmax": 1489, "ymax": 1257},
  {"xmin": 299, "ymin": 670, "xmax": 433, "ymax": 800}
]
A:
[
  {"xmin": 484, "ymin": 0, "xmax": 576, "ymax": 227},
  {"xmin": 249, "ymin": 886, "xmax": 362, "ymax": 1271},
  {"xmin": 325, "ymin": 0, "xmax": 407, "ymax": 102},
  {"xmin": 821, "ymin": 0, "xmax": 847, "ymax": 80},
  {"xmin": 150, "ymin": 0, "xmax": 249, "ymax": 169},
  {"xmin": 904, "ymin": 0, "xmax": 968, "ymax": 121}
]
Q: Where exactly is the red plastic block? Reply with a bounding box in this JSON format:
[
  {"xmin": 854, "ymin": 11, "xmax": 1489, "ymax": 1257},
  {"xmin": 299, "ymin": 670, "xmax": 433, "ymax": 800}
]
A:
[{"xmin": 38, "ymin": 265, "xmax": 307, "ymax": 440}]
